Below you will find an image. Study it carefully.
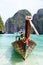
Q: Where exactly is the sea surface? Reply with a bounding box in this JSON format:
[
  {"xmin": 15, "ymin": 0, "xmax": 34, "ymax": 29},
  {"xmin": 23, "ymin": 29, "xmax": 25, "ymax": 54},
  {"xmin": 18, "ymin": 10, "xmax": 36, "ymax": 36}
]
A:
[{"xmin": 0, "ymin": 34, "xmax": 43, "ymax": 65}]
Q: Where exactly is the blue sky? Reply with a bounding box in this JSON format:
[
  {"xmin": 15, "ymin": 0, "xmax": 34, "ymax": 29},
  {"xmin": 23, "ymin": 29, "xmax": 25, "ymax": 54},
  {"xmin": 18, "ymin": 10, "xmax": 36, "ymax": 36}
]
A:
[{"xmin": 0, "ymin": 0, "xmax": 43, "ymax": 23}]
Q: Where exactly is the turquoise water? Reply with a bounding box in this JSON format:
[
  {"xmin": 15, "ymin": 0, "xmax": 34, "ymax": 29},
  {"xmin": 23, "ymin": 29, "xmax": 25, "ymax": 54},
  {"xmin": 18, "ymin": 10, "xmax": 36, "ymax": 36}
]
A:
[{"xmin": 0, "ymin": 34, "xmax": 43, "ymax": 65}]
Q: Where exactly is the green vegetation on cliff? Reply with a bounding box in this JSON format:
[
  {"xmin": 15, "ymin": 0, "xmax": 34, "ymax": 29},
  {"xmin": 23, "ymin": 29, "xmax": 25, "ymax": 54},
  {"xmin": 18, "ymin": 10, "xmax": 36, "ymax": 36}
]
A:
[{"xmin": 0, "ymin": 16, "xmax": 5, "ymax": 31}]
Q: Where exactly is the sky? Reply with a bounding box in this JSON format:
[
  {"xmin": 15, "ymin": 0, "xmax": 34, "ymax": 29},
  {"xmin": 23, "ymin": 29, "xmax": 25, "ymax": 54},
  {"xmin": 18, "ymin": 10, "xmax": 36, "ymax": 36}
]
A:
[{"xmin": 0, "ymin": 0, "xmax": 43, "ymax": 24}]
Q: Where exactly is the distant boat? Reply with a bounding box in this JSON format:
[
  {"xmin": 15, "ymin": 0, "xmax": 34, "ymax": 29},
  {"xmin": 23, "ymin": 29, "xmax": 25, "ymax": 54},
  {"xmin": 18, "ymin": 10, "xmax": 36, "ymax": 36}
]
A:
[
  {"xmin": 0, "ymin": 31, "xmax": 5, "ymax": 34},
  {"xmin": 0, "ymin": 31, "xmax": 3, "ymax": 34}
]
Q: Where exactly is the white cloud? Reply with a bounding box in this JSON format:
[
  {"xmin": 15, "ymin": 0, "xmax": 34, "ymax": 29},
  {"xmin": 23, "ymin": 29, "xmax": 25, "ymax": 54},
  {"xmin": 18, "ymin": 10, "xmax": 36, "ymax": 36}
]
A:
[{"xmin": 0, "ymin": 0, "xmax": 43, "ymax": 23}]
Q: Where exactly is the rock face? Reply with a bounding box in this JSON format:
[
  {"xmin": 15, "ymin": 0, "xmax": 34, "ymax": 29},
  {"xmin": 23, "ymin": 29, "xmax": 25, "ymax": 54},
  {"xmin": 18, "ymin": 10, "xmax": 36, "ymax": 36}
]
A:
[
  {"xmin": 5, "ymin": 18, "xmax": 15, "ymax": 33},
  {"xmin": 31, "ymin": 9, "xmax": 43, "ymax": 34},
  {"xmin": 0, "ymin": 16, "xmax": 5, "ymax": 34},
  {"xmin": 5, "ymin": 9, "xmax": 31, "ymax": 33}
]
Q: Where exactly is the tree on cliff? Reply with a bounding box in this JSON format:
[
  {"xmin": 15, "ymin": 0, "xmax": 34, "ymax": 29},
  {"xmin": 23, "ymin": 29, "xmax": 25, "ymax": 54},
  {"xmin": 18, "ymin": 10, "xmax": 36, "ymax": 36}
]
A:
[{"xmin": 0, "ymin": 16, "xmax": 5, "ymax": 33}]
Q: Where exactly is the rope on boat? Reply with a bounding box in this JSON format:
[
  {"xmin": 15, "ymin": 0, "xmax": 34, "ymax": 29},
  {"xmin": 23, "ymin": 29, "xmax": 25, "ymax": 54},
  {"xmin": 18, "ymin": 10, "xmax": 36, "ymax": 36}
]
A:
[{"xmin": 30, "ymin": 20, "xmax": 39, "ymax": 35}]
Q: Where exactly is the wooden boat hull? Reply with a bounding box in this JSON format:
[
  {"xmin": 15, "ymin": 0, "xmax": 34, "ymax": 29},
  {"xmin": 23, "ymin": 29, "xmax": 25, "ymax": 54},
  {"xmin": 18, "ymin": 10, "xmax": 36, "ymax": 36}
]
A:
[{"xmin": 12, "ymin": 40, "xmax": 36, "ymax": 60}]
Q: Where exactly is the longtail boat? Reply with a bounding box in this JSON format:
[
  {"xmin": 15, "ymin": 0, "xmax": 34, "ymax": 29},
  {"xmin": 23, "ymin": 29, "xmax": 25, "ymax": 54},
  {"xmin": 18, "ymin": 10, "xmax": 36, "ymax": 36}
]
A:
[{"xmin": 12, "ymin": 16, "xmax": 36, "ymax": 60}]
